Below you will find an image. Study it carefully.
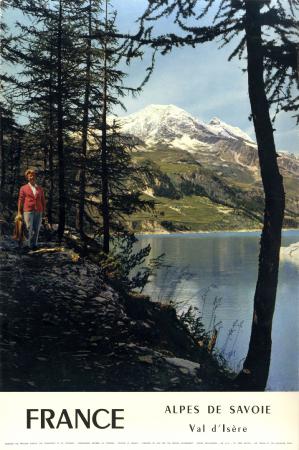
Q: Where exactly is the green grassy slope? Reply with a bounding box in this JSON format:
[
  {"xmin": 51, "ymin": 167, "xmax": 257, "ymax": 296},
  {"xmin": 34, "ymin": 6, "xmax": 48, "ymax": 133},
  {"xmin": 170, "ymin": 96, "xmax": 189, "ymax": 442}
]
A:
[{"xmin": 128, "ymin": 146, "xmax": 269, "ymax": 232}]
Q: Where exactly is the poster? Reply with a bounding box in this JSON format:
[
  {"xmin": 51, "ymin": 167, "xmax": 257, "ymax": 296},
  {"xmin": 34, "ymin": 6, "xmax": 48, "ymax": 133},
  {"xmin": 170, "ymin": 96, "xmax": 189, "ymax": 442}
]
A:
[{"xmin": 1, "ymin": 0, "xmax": 298, "ymax": 449}]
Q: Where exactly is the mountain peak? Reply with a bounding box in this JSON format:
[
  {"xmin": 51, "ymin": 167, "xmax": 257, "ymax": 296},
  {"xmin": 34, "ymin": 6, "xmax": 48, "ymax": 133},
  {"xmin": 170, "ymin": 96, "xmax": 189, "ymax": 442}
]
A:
[
  {"xmin": 209, "ymin": 117, "xmax": 222, "ymax": 125},
  {"xmin": 208, "ymin": 116, "xmax": 254, "ymax": 143},
  {"xmin": 118, "ymin": 104, "xmax": 255, "ymax": 146},
  {"xmin": 127, "ymin": 104, "xmax": 194, "ymax": 120},
  {"xmin": 144, "ymin": 104, "xmax": 182, "ymax": 111}
]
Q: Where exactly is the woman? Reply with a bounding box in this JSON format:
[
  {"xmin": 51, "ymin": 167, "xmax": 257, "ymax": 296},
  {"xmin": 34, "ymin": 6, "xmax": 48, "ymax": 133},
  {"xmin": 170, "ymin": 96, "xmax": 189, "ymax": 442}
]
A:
[{"xmin": 17, "ymin": 169, "xmax": 46, "ymax": 250}]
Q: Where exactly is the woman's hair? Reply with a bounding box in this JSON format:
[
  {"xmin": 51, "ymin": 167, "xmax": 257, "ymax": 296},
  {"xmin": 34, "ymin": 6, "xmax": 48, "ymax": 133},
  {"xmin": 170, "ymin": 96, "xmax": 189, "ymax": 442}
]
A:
[{"xmin": 25, "ymin": 168, "xmax": 36, "ymax": 177}]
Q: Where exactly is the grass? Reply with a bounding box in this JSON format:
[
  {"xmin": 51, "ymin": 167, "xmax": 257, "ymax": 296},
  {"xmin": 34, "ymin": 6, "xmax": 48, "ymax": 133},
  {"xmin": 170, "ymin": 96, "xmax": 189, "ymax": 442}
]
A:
[
  {"xmin": 284, "ymin": 175, "xmax": 299, "ymax": 195},
  {"xmin": 129, "ymin": 194, "xmax": 260, "ymax": 231},
  {"xmin": 131, "ymin": 145, "xmax": 298, "ymax": 231}
]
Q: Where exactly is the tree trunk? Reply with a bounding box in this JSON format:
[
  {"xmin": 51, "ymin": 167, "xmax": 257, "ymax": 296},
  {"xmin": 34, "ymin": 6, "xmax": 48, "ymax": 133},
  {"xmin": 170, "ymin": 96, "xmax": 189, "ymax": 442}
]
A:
[
  {"xmin": 9, "ymin": 131, "xmax": 15, "ymax": 197},
  {"xmin": 57, "ymin": 0, "xmax": 65, "ymax": 241},
  {"xmin": 77, "ymin": 0, "xmax": 92, "ymax": 238},
  {"xmin": 47, "ymin": 43, "xmax": 55, "ymax": 227},
  {"xmin": 101, "ymin": 0, "xmax": 110, "ymax": 254},
  {"xmin": 9, "ymin": 130, "xmax": 22, "ymax": 199},
  {"xmin": 14, "ymin": 131, "xmax": 22, "ymax": 198},
  {"xmin": 0, "ymin": 116, "xmax": 5, "ymax": 193},
  {"xmin": 236, "ymin": 0, "xmax": 285, "ymax": 391}
]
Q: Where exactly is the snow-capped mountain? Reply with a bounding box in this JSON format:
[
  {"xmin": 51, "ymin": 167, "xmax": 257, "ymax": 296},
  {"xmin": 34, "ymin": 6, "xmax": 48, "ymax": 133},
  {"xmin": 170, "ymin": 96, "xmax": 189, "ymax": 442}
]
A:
[
  {"xmin": 117, "ymin": 104, "xmax": 255, "ymax": 149},
  {"xmin": 116, "ymin": 104, "xmax": 299, "ymax": 178},
  {"xmin": 112, "ymin": 104, "xmax": 299, "ymax": 231}
]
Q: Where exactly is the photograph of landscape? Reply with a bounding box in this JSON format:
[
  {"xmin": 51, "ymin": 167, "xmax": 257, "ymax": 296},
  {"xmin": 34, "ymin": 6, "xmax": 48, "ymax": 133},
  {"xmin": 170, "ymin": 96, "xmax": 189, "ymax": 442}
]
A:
[{"xmin": 0, "ymin": 0, "xmax": 298, "ymax": 396}]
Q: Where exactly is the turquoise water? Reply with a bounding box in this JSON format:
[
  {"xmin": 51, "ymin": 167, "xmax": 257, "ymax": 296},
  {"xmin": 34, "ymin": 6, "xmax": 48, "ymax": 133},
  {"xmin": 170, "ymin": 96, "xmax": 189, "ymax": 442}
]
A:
[{"xmin": 136, "ymin": 231, "xmax": 299, "ymax": 391}]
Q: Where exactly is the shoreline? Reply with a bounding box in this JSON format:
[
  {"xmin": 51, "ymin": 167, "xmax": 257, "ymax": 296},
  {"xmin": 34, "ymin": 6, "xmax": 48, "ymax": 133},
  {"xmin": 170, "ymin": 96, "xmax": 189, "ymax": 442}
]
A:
[{"xmin": 136, "ymin": 228, "xmax": 299, "ymax": 236}]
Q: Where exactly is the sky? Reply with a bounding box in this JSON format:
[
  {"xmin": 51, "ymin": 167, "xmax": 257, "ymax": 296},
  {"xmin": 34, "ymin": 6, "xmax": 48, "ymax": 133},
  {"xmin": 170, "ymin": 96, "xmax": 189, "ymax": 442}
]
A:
[
  {"xmin": 4, "ymin": 1, "xmax": 298, "ymax": 154},
  {"xmin": 112, "ymin": 0, "xmax": 298, "ymax": 154}
]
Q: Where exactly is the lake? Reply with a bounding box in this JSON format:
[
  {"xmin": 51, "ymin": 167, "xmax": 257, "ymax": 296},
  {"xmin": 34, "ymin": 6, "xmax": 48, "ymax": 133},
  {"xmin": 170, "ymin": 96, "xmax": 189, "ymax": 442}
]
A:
[{"xmin": 136, "ymin": 230, "xmax": 299, "ymax": 391}]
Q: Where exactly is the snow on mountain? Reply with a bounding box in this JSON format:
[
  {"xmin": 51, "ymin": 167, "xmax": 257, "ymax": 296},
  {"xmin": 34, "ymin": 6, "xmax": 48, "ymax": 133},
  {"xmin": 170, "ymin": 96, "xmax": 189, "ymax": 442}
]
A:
[
  {"xmin": 115, "ymin": 104, "xmax": 298, "ymax": 177},
  {"xmin": 208, "ymin": 117, "xmax": 254, "ymax": 143},
  {"xmin": 118, "ymin": 104, "xmax": 210, "ymax": 145},
  {"xmin": 117, "ymin": 104, "xmax": 255, "ymax": 146}
]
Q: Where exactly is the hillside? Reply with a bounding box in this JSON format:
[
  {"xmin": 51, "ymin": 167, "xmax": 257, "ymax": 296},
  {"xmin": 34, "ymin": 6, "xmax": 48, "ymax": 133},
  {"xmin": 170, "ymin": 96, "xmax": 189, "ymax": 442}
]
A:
[
  {"xmin": 0, "ymin": 236, "xmax": 230, "ymax": 391},
  {"xmin": 116, "ymin": 105, "xmax": 299, "ymax": 232}
]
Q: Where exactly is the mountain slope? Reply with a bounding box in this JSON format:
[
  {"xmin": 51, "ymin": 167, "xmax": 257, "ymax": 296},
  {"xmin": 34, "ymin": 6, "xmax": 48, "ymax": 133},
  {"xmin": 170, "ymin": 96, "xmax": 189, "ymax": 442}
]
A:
[{"xmin": 116, "ymin": 105, "xmax": 299, "ymax": 232}]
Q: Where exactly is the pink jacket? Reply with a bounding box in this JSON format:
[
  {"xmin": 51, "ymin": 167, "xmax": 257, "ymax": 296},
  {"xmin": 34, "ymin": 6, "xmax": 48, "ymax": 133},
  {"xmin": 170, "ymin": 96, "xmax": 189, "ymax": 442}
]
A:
[{"xmin": 18, "ymin": 184, "xmax": 46, "ymax": 213}]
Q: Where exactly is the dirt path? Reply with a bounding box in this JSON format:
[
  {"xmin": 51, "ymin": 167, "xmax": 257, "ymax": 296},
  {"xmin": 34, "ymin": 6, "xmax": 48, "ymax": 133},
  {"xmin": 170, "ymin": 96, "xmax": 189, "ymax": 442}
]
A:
[{"xmin": 0, "ymin": 237, "xmax": 229, "ymax": 391}]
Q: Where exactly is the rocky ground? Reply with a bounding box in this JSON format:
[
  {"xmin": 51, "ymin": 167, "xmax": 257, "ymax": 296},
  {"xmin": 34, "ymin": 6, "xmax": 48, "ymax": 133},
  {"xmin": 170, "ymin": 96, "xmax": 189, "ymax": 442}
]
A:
[{"xmin": 0, "ymin": 235, "xmax": 231, "ymax": 392}]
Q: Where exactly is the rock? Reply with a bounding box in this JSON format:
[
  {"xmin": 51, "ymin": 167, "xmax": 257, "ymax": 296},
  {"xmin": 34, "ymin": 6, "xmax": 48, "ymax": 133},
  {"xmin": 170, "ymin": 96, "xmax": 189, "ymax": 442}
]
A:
[
  {"xmin": 164, "ymin": 357, "xmax": 201, "ymax": 376},
  {"xmin": 77, "ymin": 289, "xmax": 87, "ymax": 296},
  {"xmin": 0, "ymin": 235, "xmax": 229, "ymax": 392},
  {"xmin": 138, "ymin": 355, "xmax": 154, "ymax": 364},
  {"xmin": 170, "ymin": 377, "xmax": 180, "ymax": 383},
  {"xmin": 93, "ymin": 296, "xmax": 109, "ymax": 303}
]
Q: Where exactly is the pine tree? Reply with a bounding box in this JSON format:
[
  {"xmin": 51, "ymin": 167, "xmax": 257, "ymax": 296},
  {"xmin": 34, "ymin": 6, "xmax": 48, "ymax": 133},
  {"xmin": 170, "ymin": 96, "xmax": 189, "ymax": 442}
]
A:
[
  {"xmin": 100, "ymin": 0, "xmax": 110, "ymax": 253},
  {"xmin": 9, "ymin": 0, "xmax": 92, "ymax": 235},
  {"xmin": 82, "ymin": 0, "xmax": 154, "ymax": 254},
  {"xmin": 0, "ymin": 0, "xmax": 26, "ymax": 213},
  {"xmin": 75, "ymin": 0, "xmax": 94, "ymax": 238},
  {"xmin": 3, "ymin": 0, "xmax": 154, "ymax": 277},
  {"xmin": 0, "ymin": 105, "xmax": 24, "ymax": 205}
]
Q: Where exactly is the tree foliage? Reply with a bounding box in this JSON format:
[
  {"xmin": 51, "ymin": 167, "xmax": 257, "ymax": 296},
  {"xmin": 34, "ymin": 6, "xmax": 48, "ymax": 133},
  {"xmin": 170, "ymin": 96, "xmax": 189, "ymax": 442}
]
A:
[
  {"xmin": 137, "ymin": 0, "xmax": 298, "ymax": 390},
  {"xmin": 1, "ymin": 0, "xmax": 154, "ymax": 282},
  {"xmin": 139, "ymin": 0, "xmax": 298, "ymax": 118}
]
